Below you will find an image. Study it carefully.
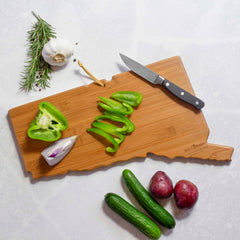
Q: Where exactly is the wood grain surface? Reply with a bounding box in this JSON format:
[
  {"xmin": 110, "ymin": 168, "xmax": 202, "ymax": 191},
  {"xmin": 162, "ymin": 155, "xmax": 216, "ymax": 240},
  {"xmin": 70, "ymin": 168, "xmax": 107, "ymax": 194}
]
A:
[{"xmin": 8, "ymin": 56, "xmax": 234, "ymax": 179}]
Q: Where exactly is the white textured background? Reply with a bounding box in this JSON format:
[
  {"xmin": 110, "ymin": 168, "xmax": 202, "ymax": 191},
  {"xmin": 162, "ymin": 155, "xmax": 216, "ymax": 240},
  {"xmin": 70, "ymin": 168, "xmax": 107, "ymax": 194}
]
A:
[{"xmin": 0, "ymin": 0, "xmax": 240, "ymax": 239}]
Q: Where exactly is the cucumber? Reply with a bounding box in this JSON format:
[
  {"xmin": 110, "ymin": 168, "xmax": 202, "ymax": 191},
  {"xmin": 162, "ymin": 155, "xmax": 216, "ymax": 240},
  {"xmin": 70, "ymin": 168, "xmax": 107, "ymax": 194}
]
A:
[
  {"xmin": 122, "ymin": 169, "xmax": 176, "ymax": 229},
  {"xmin": 105, "ymin": 193, "xmax": 161, "ymax": 239}
]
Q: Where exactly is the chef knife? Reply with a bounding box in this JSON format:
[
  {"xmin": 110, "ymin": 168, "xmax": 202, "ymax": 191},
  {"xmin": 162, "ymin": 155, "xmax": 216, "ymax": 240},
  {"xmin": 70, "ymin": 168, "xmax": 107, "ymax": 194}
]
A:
[{"xmin": 120, "ymin": 53, "xmax": 205, "ymax": 110}]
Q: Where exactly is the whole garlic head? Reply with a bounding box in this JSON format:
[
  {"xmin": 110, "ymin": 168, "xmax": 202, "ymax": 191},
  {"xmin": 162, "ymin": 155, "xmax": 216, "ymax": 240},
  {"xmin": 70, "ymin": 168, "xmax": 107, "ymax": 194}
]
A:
[{"xmin": 42, "ymin": 38, "xmax": 74, "ymax": 67}]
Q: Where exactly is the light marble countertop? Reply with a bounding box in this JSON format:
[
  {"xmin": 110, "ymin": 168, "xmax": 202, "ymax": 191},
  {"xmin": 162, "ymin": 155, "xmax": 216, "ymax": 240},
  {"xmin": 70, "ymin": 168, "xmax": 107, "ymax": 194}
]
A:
[{"xmin": 1, "ymin": 0, "xmax": 240, "ymax": 239}]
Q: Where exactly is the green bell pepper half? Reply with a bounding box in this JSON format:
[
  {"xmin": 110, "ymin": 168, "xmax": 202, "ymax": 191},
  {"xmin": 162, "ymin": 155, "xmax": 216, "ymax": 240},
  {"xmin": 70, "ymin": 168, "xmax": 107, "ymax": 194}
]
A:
[
  {"xmin": 95, "ymin": 111, "xmax": 135, "ymax": 133},
  {"xmin": 111, "ymin": 91, "xmax": 143, "ymax": 107},
  {"xmin": 27, "ymin": 101, "xmax": 68, "ymax": 142},
  {"xmin": 87, "ymin": 127, "xmax": 119, "ymax": 153},
  {"xmin": 91, "ymin": 121, "xmax": 125, "ymax": 144},
  {"xmin": 98, "ymin": 97, "xmax": 133, "ymax": 115}
]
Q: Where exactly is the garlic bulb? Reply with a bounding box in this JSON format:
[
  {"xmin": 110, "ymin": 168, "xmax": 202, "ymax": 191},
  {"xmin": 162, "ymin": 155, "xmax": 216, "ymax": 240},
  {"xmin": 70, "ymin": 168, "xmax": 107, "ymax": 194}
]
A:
[{"xmin": 42, "ymin": 38, "xmax": 74, "ymax": 66}]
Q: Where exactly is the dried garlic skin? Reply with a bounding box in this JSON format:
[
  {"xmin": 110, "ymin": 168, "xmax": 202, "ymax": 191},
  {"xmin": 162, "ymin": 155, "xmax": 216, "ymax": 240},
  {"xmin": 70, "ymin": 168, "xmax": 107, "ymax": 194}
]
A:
[{"xmin": 42, "ymin": 38, "xmax": 74, "ymax": 66}]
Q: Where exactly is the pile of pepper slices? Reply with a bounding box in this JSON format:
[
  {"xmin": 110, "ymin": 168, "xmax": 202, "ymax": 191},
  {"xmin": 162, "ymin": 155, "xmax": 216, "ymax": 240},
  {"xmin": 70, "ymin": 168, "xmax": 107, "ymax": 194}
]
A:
[{"xmin": 87, "ymin": 91, "xmax": 143, "ymax": 153}]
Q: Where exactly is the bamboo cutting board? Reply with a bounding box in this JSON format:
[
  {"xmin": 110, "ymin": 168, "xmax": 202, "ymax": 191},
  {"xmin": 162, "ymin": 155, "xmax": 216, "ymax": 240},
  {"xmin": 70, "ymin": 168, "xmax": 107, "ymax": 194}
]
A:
[{"xmin": 8, "ymin": 56, "xmax": 234, "ymax": 179}]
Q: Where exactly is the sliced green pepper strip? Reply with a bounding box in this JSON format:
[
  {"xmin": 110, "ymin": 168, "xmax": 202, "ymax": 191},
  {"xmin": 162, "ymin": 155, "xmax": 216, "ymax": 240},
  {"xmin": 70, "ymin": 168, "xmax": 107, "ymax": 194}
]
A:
[
  {"xmin": 92, "ymin": 121, "xmax": 125, "ymax": 144},
  {"xmin": 95, "ymin": 111, "xmax": 135, "ymax": 133},
  {"xmin": 104, "ymin": 111, "xmax": 135, "ymax": 133},
  {"xmin": 98, "ymin": 97, "xmax": 133, "ymax": 115},
  {"xmin": 111, "ymin": 91, "xmax": 143, "ymax": 107},
  {"xmin": 87, "ymin": 128, "xmax": 119, "ymax": 153},
  {"xmin": 27, "ymin": 101, "xmax": 68, "ymax": 142}
]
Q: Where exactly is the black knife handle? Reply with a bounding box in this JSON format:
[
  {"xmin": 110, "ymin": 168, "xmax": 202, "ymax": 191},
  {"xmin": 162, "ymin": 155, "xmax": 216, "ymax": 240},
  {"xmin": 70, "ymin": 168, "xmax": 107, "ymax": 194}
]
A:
[{"xmin": 162, "ymin": 79, "xmax": 205, "ymax": 110}]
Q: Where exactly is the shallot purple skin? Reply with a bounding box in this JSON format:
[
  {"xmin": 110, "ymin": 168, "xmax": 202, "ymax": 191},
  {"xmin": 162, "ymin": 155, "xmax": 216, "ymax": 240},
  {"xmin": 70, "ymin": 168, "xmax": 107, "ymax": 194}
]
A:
[
  {"xmin": 48, "ymin": 146, "xmax": 64, "ymax": 157},
  {"xmin": 150, "ymin": 171, "xmax": 173, "ymax": 199},
  {"xmin": 41, "ymin": 135, "xmax": 78, "ymax": 166},
  {"xmin": 174, "ymin": 180, "xmax": 199, "ymax": 209}
]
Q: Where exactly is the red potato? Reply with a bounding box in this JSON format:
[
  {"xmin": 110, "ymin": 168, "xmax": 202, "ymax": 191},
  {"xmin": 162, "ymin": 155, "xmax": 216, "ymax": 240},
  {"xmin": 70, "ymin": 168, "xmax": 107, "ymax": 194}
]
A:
[
  {"xmin": 174, "ymin": 180, "xmax": 198, "ymax": 209},
  {"xmin": 150, "ymin": 171, "xmax": 173, "ymax": 198}
]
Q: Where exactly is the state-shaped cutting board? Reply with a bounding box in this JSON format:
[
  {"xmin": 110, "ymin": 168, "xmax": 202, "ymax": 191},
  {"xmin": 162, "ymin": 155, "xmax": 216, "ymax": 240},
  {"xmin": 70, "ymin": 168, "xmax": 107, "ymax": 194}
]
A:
[{"xmin": 8, "ymin": 56, "xmax": 234, "ymax": 179}]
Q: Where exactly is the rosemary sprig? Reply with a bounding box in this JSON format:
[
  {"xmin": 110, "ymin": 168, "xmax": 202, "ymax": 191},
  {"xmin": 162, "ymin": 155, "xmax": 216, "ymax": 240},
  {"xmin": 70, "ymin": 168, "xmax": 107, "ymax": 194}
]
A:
[{"xmin": 20, "ymin": 11, "xmax": 56, "ymax": 92}]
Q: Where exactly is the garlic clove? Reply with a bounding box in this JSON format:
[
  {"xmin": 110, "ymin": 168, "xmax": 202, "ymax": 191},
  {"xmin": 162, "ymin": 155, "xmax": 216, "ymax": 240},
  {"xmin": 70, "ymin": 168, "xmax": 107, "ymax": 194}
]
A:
[
  {"xmin": 41, "ymin": 135, "xmax": 78, "ymax": 166},
  {"xmin": 42, "ymin": 38, "xmax": 74, "ymax": 67}
]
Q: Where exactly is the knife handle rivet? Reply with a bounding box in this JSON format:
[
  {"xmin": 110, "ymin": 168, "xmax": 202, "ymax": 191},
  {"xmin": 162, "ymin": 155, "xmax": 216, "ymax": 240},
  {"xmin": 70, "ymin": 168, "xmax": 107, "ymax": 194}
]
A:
[
  {"xmin": 165, "ymin": 82, "xmax": 170, "ymax": 87},
  {"xmin": 195, "ymin": 101, "xmax": 199, "ymax": 105},
  {"xmin": 180, "ymin": 91, "xmax": 185, "ymax": 96}
]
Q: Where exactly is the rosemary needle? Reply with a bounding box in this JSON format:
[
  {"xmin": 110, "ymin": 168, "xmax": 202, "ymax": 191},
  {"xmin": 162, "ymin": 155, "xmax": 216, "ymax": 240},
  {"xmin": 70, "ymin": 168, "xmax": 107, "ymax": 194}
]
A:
[{"xmin": 20, "ymin": 11, "xmax": 56, "ymax": 92}]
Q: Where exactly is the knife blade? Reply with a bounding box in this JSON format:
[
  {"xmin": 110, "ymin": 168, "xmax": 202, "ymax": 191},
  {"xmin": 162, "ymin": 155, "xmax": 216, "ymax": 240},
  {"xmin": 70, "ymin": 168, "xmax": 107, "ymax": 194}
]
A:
[{"xmin": 120, "ymin": 53, "xmax": 205, "ymax": 110}]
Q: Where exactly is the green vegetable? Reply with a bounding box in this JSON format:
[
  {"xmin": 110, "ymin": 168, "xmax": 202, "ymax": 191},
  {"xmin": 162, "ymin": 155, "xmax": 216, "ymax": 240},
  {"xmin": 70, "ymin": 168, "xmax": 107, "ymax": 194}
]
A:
[
  {"xmin": 87, "ymin": 91, "xmax": 142, "ymax": 153},
  {"xmin": 98, "ymin": 97, "xmax": 133, "ymax": 115},
  {"xmin": 95, "ymin": 111, "xmax": 135, "ymax": 133},
  {"xmin": 27, "ymin": 101, "xmax": 68, "ymax": 142},
  {"xmin": 89, "ymin": 111, "xmax": 135, "ymax": 153},
  {"xmin": 87, "ymin": 128, "xmax": 119, "ymax": 153},
  {"xmin": 122, "ymin": 169, "xmax": 176, "ymax": 229},
  {"xmin": 111, "ymin": 91, "xmax": 143, "ymax": 107},
  {"xmin": 105, "ymin": 193, "xmax": 161, "ymax": 239},
  {"xmin": 91, "ymin": 121, "xmax": 125, "ymax": 144},
  {"xmin": 20, "ymin": 11, "xmax": 56, "ymax": 92}
]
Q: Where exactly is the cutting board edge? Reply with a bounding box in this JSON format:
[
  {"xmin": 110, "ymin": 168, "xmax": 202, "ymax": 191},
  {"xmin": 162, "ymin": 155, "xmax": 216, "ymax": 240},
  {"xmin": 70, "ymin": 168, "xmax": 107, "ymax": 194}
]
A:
[
  {"xmin": 8, "ymin": 85, "xmax": 89, "ymax": 115},
  {"xmin": 7, "ymin": 56, "xmax": 194, "ymax": 114},
  {"xmin": 165, "ymin": 142, "xmax": 233, "ymax": 161},
  {"xmin": 112, "ymin": 55, "xmax": 183, "ymax": 79},
  {"xmin": 7, "ymin": 113, "xmax": 29, "ymax": 176},
  {"xmin": 30, "ymin": 142, "xmax": 234, "ymax": 179},
  {"xmin": 175, "ymin": 56, "xmax": 211, "ymax": 144}
]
